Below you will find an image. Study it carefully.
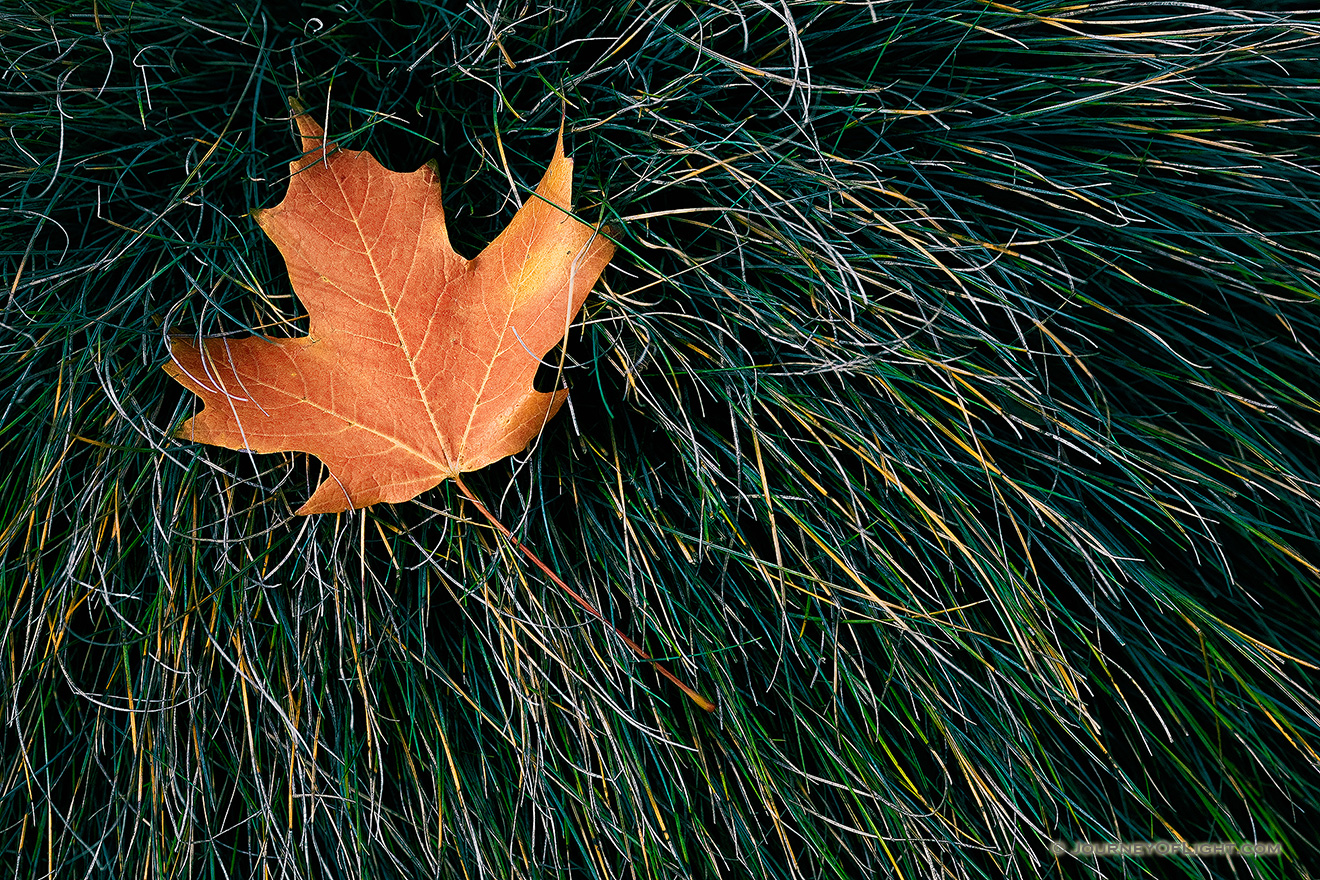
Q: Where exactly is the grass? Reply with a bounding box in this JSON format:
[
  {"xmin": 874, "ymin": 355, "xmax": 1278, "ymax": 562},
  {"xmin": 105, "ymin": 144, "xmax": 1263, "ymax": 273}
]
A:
[{"xmin": 3, "ymin": 1, "xmax": 1320, "ymax": 878}]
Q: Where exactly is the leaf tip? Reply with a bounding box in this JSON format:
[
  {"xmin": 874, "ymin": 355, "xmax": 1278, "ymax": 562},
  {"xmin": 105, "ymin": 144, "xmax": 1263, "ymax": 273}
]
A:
[
  {"xmin": 554, "ymin": 123, "xmax": 566, "ymax": 160},
  {"xmin": 297, "ymin": 476, "xmax": 358, "ymax": 516},
  {"xmin": 286, "ymin": 96, "xmax": 333, "ymax": 169},
  {"xmin": 172, "ymin": 416, "xmax": 195, "ymax": 441}
]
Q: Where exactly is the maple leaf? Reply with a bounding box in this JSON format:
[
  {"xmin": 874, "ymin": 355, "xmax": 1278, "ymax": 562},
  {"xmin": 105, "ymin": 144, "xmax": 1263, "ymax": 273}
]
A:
[
  {"xmin": 164, "ymin": 102, "xmax": 713, "ymax": 712},
  {"xmin": 164, "ymin": 101, "xmax": 614, "ymax": 515}
]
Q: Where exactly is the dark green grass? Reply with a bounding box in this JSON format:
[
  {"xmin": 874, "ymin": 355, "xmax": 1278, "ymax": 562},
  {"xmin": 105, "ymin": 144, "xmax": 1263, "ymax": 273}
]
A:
[{"xmin": 3, "ymin": 1, "xmax": 1320, "ymax": 878}]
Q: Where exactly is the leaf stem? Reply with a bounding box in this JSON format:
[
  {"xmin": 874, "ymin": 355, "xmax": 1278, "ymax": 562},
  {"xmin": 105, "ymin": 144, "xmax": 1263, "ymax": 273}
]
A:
[{"xmin": 453, "ymin": 475, "xmax": 716, "ymax": 712}]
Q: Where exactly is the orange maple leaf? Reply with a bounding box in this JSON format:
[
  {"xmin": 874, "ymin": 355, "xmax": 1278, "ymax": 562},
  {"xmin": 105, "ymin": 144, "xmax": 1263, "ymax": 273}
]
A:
[
  {"xmin": 165, "ymin": 103, "xmax": 714, "ymax": 711},
  {"xmin": 165, "ymin": 101, "xmax": 614, "ymax": 514}
]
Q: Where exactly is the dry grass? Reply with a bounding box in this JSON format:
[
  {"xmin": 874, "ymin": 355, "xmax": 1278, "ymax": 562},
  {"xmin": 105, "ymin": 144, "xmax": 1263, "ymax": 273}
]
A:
[{"xmin": 2, "ymin": 2, "xmax": 1319, "ymax": 878}]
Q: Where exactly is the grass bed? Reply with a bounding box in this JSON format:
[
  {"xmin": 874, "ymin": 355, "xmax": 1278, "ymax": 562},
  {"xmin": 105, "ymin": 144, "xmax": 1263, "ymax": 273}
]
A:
[{"xmin": 2, "ymin": 2, "xmax": 1319, "ymax": 878}]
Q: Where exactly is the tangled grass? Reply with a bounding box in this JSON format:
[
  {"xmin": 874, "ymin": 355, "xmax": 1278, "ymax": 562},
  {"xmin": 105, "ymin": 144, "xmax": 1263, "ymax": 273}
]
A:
[{"xmin": 3, "ymin": 2, "xmax": 1319, "ymax": 878}]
